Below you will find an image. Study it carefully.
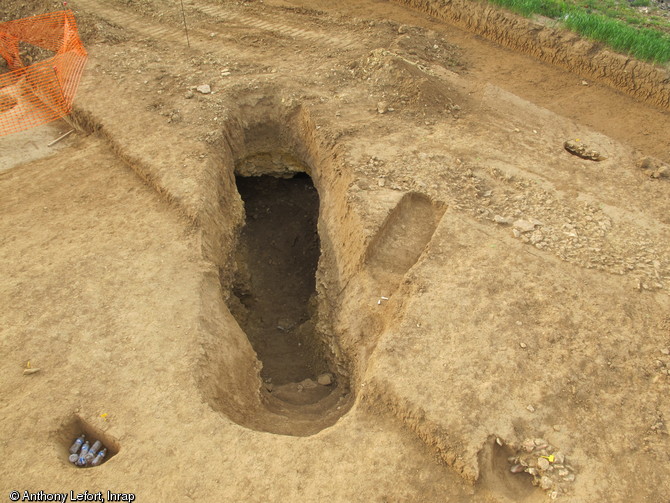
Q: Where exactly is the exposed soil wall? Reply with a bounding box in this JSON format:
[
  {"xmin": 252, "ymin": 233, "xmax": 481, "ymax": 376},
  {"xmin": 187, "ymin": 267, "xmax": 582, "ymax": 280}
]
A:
[
  {"xmin": 195, "ymin": 95, "xmax": 369, "ymax": 436},
  {"xmin": 392, "ymin": 0, "xmax": 670, "ymax": 110}
]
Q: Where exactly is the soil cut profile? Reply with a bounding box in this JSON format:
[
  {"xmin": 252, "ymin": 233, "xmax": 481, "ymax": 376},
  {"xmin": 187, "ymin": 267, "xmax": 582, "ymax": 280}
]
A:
[
  {"xmin": 197, "ymin": 110, "xmax": 356, "ymax": 438},
  {"xmin": 231, "ymin": 173, "xmax": 334, "ymax": 402},
  {"xmin": 365, "ymin": 192, "xmax": 445, "ymax": 292}
]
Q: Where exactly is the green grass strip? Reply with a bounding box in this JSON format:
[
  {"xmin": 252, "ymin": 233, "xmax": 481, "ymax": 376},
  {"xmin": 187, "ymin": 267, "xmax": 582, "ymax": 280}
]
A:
[
  {"xmin": 487, "ymin": 0, "xmax": 568, "ymax": 18},
  {"xmin": 485, "ymin": 0, "xmax": 670, "ymax": 63},
  {"xmin": 564, "ymin": 11, "xmax": 670, "ymax": 62}
]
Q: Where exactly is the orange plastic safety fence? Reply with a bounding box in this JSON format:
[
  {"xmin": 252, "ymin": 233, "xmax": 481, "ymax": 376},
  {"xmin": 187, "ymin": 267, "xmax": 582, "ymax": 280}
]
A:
[{"xmin": 0, "ymin": 11, "xmax": 87, "ymax": 136}]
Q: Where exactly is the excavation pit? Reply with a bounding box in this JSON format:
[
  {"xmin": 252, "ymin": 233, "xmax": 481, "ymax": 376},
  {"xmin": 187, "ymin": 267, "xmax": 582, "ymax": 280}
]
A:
[
  {"xmin": 58, "ymin": 415, "xmax": 120, "ymax": 468},
  {"xmin": 477, "ymin": 438, "xmax": 540, "ymax": 501},
  {"xmin": 200, "ymin": 108, "xmax": 443, "ymax": 437},
  {"xmin": 198, "ymin": 110, "xmax": 358, "ymax": 437},
  {"xmin": 231, "ymin": 172, "xmax": 331, "ymax": 397}
]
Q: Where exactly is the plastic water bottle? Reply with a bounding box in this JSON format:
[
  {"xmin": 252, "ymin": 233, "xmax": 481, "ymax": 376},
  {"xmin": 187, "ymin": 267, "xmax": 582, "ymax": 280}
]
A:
[
  {"xmin": 85, "ymin": 440, "xmax": 102, "ymax": 462},
  {"xmin": 68, "ymin": 453, "xmax": 79, "ymax": 464},
  {"xmin": 69, "ymin": 434, "xmax": 85, "ymax": 454},
  {"xmin": 77, "ymin": 441, "xmax": 90, "ymax": 466},
  {"xmin": 90, "ymin": 448, "xmax": 107, "ymax": 467}
]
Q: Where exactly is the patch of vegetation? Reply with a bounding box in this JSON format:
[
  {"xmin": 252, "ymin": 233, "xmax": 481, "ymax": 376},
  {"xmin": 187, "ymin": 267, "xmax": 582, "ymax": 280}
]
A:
[
  {"xmin": 564, "ymin": 10, "xmax": 670, "ymax": 62},
  {"xmin": 485, "ymin": 0, "xmax": 670, "ymax": 63}
]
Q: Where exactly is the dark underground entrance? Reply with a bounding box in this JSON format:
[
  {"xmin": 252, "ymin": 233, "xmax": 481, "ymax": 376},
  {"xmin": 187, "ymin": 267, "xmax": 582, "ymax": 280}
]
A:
[{"xmin": 229, "ymin": 172, "xmax": 342, "ymax": 409}]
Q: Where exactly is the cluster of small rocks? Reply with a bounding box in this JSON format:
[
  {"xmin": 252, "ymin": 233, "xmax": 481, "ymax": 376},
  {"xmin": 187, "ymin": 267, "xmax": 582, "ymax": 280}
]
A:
[
  {"xmin": 650, "ymin": 0, "xmax": 670, "ymax": 12},
  {"xmin": 384, "ymin": 152, "xmax": 669, "ymax": 292},
  {"xmin": 508, "ymin": 438, "xmax": 575, "ymax": 498},
  {"xmin": 563, "ymin": 139, "xmax": 606, "ymax": 161},
  {"xmin": 353, "ymin": 49, "xmax": 463, "ymax": 121},
  {"xmin": 451, "ymin": 162, "xmax": 667, "ymax": 291},
  {"xmin": 263, "ymin": 373, "xmax": 333, "ymax": 392},
  {"xmin": 638, "ymin": 157, "xmax": 670, "ymax": 180},
  {"xmin": 377, "ymin": 101, "xmax": 392, "ymax": 114},
  {"xmin": 479, "ymin": 168, "xmax": 668, "ymax": 288}
]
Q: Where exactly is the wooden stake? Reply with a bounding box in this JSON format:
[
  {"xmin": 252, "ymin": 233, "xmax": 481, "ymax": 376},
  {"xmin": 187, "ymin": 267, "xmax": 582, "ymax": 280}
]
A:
[
  {"xmin": 180, "ymin": 0, "xmax": 191, "ymax": 48},
  {"xmin": 48, "ymin": 128, "xmax": 74, "ymax": 147}
]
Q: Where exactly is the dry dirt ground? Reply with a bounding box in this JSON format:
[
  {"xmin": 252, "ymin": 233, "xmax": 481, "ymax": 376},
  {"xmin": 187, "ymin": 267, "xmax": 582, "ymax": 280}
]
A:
[{"xmin": 2, "ymin": 0, "xmax": 670, "ymax": 502}]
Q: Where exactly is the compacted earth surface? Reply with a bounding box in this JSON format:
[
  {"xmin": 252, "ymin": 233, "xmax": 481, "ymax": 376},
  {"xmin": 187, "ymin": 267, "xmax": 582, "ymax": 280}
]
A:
[{"xmin": 1, "ymin": 0, "xmax": 670, "ymax": 501}]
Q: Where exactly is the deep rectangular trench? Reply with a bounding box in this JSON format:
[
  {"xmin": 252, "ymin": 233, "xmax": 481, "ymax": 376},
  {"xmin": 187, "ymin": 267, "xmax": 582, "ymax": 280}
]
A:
[
  {"xmin": 193, "ymin": 108, "xmax": 448, "ymax": 439},
  {"xmin": 197, "ymin": 112, "xmax": 356, "ymax": 437},
  {"xmin": 230, "ymin": 173, "xmax": 329, "ymax": 390}
]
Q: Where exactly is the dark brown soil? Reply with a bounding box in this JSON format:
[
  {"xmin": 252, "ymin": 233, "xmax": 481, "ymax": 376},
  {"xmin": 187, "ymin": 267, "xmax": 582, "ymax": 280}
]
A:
[{"xmin": 231, "ymin": 173, "xmax": 327, "ymax": 386}]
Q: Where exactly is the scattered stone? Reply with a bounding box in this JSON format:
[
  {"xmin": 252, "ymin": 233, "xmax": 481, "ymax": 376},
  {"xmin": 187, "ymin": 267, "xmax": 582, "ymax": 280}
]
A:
[
  {"xmin": 540, "ymin": 475, "xmax": 553, "ymax": 490},
  {"xmin": 638, "ymin": 157, "xmax": 669, "ymax": 178},
  {"xmin": 23, "ymin": 368, "xmax": 40, "ymax": 375},
  {"xmin": 277, "ymin": 318, "xmax": 295, "ymax": 331},
  {"xmin": 522, "ymin": 439, "xmax": 536, "ymax": 452},
  {"xmin": 526, "ymin": 404, "xmax": 535, "ymax": 413},
  {"xmin": 661, "ymin": 348, "xmax": 670, "ymax": 355},
  {"xmin": 581, "ymin": 80, "xmax": 589, "ymax": 86},
  {"xmin": 552, "ymin": 424, "xmax": 561, "ymax": 431},
  {"xmin": 564, "ymin": 139, "xmax": 606, "ymax": 161},
  {"xmin": 398, "ymin": 25, "xmax": 408, "ymax": 34},
  {"xmin": 377, "ymin": 101, "xmax": 389, "ymax": 114},
  {"xmin": 184, "ymin": 90, "xmax": 194, "ymax": 99},
  {"xmin": 167, "ymin": 110, "xmax": 182, "ymax": 124},
  {"xmin": 513, "ymin": 219, "xmax": 536, "ymax": 233},
  {"xmin": 651, "ymin": 420, "xmax": 666, "ymax": 431},
  {"xmin": 300, "ymin": 378, "xmax": 318, "ymax": 389},
  {"xmin": 196, "ymin": 84, "xmax": 211, "ymax": 94},
  {"xmin": 520, "ymin": 342, "xmax": 527, "ymax": 349},
  {"xmin": 317, "ymin": 373, "xmax": 333, "ymax": 386},
  {"xmin": 509, "ymin": 440, "xmax": 572, "ymax": 494},
  {"xmin": 494, "ymin": 215, "xmax": 512, "ymax": 225},
  {"xmin": 652, "ymin": 165, "xmax": 669, "ymax": 179}
]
